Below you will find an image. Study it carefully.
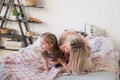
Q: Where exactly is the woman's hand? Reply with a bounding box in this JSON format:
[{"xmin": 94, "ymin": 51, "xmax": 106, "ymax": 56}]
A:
[
  {"xmin": 58, "ymin": 59, "xmax": 67, "ymax": 69},
  {"xmin": 60, "ymin": 45, "xmax": 65, "ymax": 52}
]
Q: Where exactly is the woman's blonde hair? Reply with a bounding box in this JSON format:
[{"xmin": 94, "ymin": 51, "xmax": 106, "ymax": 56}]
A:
[
  {"xmin": 67, "ymin": 35, "xmax": 94, "ymax": 74},
  {"xmin": 58, "ymin": 31, "xmax": 91, "ymax": 50}
]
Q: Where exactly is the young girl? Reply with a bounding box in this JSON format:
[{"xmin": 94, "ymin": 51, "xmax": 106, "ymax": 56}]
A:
[
  {"xmin": 40, "ymin": 32, "xmax": 67, "ymax": 71},
  {"xmin": 61, "ymin": 35, "xmax": 94, "ymax": 74}
]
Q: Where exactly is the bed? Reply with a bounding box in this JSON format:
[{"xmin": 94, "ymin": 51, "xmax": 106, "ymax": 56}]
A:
[
  {"xmin": 0, "ymin": 26, "xmax": 119, "ymax": 80},
  {"xmin": 56, "ymin": 36, "xmax": 119, "ymax": 80},
  {"xmin": 56, "ymin": 71, "xmax": 116, "ymax": 80}
]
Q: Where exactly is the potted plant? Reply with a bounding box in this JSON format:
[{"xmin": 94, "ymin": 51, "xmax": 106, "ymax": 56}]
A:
[{"xmin": 11, "ymin": 10, "xmax": 22, "ymax": 20}]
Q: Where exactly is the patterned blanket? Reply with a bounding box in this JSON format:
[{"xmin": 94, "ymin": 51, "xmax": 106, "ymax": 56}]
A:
[{"xmin": 0, "ymin": 48, "xmax": 63, "ymax": 80}]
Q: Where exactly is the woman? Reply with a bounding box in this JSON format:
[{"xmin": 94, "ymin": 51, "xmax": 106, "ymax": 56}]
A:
[{"xmin": 58, "ymin": 31, "xmax": 94, "ymax": 74}]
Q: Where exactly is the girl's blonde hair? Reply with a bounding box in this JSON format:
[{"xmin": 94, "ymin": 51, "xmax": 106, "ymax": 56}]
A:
[
  {"xmin": 67, "ymin": 35, "xmax": 94, "ymax": 74},
  {"xmin": 41, "ymin": 32, "xmax": 64, "ymax": 59}
]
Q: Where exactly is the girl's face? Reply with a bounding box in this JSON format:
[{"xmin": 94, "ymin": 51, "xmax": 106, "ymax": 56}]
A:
[{"xmin": 40, "ymin": 38, "xmax": 52, "ymax": 52}]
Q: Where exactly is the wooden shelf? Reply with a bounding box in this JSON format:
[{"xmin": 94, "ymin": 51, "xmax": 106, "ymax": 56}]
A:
[
  {"xmin": 0, "ymin": 34, "xmax": 34, "ymax": 39},
  {"xmin": 1, "ymin": 3, "xmax": 44, "ymax": 8},
  {"xmin": 0, "ymin": 0, "xmax": 42, "ymax": 51},
  {"xmin": 0, "ymin": 34, "xmax": 23, "ymax": 38},
  {"xmin": 0, "ymin": 34, "xmax": 33, "ymax": 51},
  {"xmin": 0, "ymin": 16, "xmax": 42, "ymax": 23},
  {"xmin": 23, "ymin": 6, "xmax": 44, "ymax": 8}
]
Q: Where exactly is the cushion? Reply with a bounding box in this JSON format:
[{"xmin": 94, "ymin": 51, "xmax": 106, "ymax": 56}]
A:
[
  {"xmin": 85, "ymin": 24, "xmax": 106, "ymax": 37},
  {"xmin": 87, "ymin": 36, "xmax": 115, "ymax": 55}
]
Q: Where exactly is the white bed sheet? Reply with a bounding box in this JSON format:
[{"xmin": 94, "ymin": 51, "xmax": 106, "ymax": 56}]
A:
[{"xmin": 56, "ymin": 71, "xmax": 116, "ymax": 80}]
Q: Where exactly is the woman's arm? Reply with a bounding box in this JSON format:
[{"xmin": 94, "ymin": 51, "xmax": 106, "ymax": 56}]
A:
[{"xmin": 58, "ymin": 59, "xmax": 67, "ymax": 69}]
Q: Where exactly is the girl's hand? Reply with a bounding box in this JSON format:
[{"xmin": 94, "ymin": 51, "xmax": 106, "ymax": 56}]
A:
[
  {"xmin": 45, "ymin": 67, "xmax": 51, "ymax": 71},
  {"xmin": 48, "ymin": 60, "xmax": 60, "ymax": 66}
]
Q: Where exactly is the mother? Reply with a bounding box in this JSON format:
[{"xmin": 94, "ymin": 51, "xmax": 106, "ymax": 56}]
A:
[{"xmin": 58, "ymin": 31, "xmax": 94, "ymax": 74}]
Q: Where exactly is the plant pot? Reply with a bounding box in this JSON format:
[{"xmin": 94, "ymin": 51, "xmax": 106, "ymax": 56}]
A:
[
  {"xmin": 25, "ymin": 0, "xmax": 37, "ymax": 6},
  {"xmin": 10, "ymin": 16, "xmax": 17, "ymax": 20}
]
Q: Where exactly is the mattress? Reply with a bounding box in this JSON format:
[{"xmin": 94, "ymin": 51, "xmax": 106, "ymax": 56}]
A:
[{"xmin": 56, "ymin": 71, "xmax": 116, "ymax": 80}]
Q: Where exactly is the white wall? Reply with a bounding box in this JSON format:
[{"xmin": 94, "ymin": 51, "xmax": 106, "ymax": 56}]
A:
[
  {"xmin": 1, "ymin": 0, "xmax": 120, "ymax": 53},
  {"xmin": 29, "ymin": 0, "xmax": 120, "ymax": 52}
]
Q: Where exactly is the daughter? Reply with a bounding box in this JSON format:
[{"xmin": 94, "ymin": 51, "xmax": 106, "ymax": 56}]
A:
[{"xmin": 40, "ymin": 32, "xmax": 67, "ymax": 71}]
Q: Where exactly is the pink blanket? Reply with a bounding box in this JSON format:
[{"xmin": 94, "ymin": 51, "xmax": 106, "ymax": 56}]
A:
[{"xmin": 0, "ymin": 49, "xmax": 63, "ymax": 80}]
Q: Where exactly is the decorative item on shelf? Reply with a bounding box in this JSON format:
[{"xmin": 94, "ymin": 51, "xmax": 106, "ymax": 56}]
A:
[
  {"xmin": 25, "ymin": 0, "xmax": 37, "ymax": 7},
  {"xmin": 1, "ymin": 38, "xmax": 11, "ymax": 46},
  {"xmin": 28, "ymin": 16, "xmax": 41, "ymax": 23},
  {"xmin": 10, "ymin": 29, "xmax": 17, "ymax": 34},
  {"xmin": 0, "ymin": 28, "xmax": 12, "ymax": 35},
  {"xmin": 25, "ymin": 31, "xmax": 35, "ymax": 37},
  {"xmin": 11, "ymin": 10, "xmax": 22, "ymax": 20},
  {"xmin": 4, "ymin": 40, "xmax": 23, "ymax": 49}
]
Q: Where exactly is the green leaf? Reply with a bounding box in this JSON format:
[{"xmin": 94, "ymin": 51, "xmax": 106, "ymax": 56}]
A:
[{"xmin": 12, "ymin": 10, "xmax": 22, "ymax": 16}]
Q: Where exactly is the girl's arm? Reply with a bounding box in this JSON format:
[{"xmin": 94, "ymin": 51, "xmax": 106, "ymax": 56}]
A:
[{"xmin": 43, "ymin": 59, "xmax": 49, "ymax": 71}]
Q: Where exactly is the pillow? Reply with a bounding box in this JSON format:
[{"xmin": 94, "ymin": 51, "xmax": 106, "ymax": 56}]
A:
[
  {"xmin": 19, "ymin": 36, "xmax": 41, "ymax": 52},
  {"xmin": 32, "ymin": 36, "xmax": 41, "ymax": 47},
  {"xmin": 85, "ymin": 24, "xmax": 106, "ymax": 37},
  {"xmin": 88, "ymin": 37, "xmax": 119, "ymax": 75},
  {"xmin": 87, "ymin": 36, "xmax": 115, "ymax": 55}
]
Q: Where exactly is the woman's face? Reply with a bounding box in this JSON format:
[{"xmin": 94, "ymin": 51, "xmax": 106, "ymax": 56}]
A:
[
  {"xmin": 40, "ymin": 38, "xmax": 52, "ymax": 52},
  {"xmin": 63, "ymin": 40, "xmax": 71, "ymax": 53}
]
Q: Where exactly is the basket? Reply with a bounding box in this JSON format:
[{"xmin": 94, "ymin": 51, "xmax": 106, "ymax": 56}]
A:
[
  {"xmin": 0, "ymin": 28, "xmax": 12, "ymax": 35},
  {"xmin": 25, "ymin": 31, "xmax": 35, "ymax": 37},
  {"xmin": 4, "ymin": 40, "xmax": 23, "ymax": 49},
  {"xmin": 0, "ymin": 0, "xmax": 2, "ymax": 4},
  {"xmin": 25, "ymin": 0, "xmax": 37, "ymax": 6}
]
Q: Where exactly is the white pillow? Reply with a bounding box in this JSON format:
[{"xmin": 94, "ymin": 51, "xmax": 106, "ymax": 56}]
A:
[
  {"xmin": 85, "ymin": 24, "xmax": 106, "ymax": 37},
  {"xmin": 19, "ymin": 36, "xmax": 41, "ymax": 52},
  {"xmin": 87, "ymin": 36, "xmax": 115, "ymax": 55},
  {"xmin": 32, "ymin": 36, "xmax": 41, "ymax": 47}
]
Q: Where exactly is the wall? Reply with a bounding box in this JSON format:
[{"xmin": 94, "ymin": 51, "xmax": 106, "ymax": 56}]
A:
[
  {"xmin": 1, "ymin": 0, "xmax": 120, "ymax": 54},
  {"xmin": 29, "ymin": 0, "xmax": 120, "ymax": 52}
]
